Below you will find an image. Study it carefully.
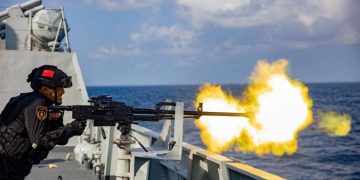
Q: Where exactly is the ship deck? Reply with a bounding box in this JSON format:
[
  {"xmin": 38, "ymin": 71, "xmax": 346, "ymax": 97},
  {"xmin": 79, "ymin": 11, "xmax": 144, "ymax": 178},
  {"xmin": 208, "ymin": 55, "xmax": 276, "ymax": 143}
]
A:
[{"xmin": 27, "ymin": 146, "xmax": 98, "ymax": 180}]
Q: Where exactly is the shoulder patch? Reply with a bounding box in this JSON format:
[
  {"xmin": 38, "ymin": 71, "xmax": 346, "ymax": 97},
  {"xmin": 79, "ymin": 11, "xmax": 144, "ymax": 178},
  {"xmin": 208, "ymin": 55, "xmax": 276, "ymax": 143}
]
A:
[{"xmin": 36, "ymin": 106, "xmax": 48, "ymax": 121}]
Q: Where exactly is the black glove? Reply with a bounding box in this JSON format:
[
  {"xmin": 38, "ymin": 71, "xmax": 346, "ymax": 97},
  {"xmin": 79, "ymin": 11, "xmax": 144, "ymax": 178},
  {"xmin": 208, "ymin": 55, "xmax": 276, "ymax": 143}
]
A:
[{"xmin": 65, "ymin": 120, "xmax": 86, "ymax": 136}]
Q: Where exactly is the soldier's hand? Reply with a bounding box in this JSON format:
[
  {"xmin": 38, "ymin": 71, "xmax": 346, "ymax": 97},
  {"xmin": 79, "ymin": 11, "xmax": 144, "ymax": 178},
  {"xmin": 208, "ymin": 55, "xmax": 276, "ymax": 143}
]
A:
[
  {"xmin": 48, "ymin": 111, "xmax": 63, "ymax": 121},
  {"xmin": 66, "ymin": 120, "xmax": 86, "ymax": 136}
]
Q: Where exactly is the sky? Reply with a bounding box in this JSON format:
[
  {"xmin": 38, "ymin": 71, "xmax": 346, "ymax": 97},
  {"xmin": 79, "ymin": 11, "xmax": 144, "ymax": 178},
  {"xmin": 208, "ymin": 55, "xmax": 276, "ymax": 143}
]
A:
[{"xmin": 1, "ymin": 0, "xmax": 360, "ymax": 86}]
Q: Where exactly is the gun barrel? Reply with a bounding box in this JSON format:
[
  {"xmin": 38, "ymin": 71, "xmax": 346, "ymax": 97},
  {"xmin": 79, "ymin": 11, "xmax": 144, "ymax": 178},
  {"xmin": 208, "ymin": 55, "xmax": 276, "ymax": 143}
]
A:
[
  {"xmin": 185, "ymin": 111, "xmax": 250, "ymax": 117},
  {"xmin": 133, "ymin": 108, "xmax": 250, "ymax": 118}
]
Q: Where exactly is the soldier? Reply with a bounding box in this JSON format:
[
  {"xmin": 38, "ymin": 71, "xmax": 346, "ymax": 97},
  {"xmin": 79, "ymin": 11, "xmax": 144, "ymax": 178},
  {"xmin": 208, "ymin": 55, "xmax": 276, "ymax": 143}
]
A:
[{"xmin": 0, "ymin": 65, "xmax": 86, "ymax": 179}]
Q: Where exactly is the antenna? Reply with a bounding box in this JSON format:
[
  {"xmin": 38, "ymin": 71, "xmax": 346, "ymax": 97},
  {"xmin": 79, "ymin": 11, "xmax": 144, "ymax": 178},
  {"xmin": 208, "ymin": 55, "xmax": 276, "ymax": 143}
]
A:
[{"xmin": 61, "ymin": 6, "xmax": 71, "ymax": 52}]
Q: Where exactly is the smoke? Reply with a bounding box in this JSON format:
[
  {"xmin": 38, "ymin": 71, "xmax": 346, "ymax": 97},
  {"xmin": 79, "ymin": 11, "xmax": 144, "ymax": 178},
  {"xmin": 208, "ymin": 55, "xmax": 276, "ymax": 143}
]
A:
[{"xmin": 317, "ymin": 111, "xmax": 351, "ymax": 136}]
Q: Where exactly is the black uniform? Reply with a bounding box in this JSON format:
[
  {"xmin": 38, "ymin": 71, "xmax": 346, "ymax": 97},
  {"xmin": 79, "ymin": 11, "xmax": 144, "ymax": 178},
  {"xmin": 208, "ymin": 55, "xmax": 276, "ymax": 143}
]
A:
[{"xmin": 0, "ymin": 91, "xmax": 73, "ymax": 179}]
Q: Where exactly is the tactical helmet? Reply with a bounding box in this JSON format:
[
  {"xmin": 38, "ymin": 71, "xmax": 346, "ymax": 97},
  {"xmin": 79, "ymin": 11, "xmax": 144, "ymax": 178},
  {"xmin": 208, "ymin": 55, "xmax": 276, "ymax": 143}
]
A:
[{"xmin": 27, "ymin": 65, "xmax": 72, "ymax": 90}]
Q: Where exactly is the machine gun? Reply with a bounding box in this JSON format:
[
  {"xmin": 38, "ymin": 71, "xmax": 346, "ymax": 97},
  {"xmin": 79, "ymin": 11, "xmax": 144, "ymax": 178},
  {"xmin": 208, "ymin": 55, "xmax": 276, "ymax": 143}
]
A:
[
  {"xmin": 48, "ymin": 95, "xmax": 250, "ymax": 136},
  {"xmin": 49, "ymin": 95, "xmax": 250, "ymax": 159}
]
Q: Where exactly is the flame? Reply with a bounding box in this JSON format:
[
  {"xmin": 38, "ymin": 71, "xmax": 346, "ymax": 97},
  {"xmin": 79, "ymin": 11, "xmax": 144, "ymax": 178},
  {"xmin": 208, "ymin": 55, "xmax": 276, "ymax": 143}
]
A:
[
  {"xmin": 318, "ymin": 111, "xmax": 351, "ymax": 136},
  {"xmin": 195, "ymin": 59, "xmax": 313, "ymax": 156}
]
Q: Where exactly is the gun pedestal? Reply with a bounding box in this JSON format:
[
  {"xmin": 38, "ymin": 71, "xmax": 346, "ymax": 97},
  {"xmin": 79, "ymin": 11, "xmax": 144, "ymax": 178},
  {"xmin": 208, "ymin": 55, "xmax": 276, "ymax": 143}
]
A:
[
  {"xmin": 114, "ymin": 134, "xmax": 132, "ymax": 180},
  {"xmin": 92, "ymin": 142, "xmax": 102, "ymax": 178},
  {"xmin": 124, "ymin": 102, "xmax": 184, "ymax": 180}
]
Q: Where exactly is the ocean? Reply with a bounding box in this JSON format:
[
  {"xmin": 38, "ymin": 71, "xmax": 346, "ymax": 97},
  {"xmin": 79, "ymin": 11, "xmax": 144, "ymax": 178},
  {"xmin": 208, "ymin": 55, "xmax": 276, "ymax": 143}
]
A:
[{"xmin": 87, "ymin": 82, "xmax": 360, "ymax": 180}]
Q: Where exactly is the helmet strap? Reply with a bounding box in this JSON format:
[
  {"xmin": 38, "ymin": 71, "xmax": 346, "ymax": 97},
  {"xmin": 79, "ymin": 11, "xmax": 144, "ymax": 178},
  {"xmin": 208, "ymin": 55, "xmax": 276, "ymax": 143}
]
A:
[{"xmin": 54, "ymin": 87, "xmax": 59, "ymax": 105}]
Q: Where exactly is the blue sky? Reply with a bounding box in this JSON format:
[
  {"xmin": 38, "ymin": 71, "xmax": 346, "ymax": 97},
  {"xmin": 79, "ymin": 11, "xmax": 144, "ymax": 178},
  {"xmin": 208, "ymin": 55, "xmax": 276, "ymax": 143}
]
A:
[{"xmin": 2, "ymin": 0, "xmax": 360, "ymax": 85}]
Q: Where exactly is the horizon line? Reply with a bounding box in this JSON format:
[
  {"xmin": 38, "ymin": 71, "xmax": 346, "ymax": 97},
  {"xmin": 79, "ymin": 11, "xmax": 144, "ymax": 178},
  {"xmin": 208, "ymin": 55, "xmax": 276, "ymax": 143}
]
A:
[{"xmin": 85, "ymin": 81, "xmax": 360, "ymax": 87}]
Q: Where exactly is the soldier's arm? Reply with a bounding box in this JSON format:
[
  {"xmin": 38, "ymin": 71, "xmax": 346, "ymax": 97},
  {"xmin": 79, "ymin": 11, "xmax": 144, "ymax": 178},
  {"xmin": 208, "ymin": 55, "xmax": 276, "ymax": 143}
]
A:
[
  {"xmin": 23, "ymin": 99, "xmax": 49, "ymax": 149},
  {"xmin": 24, "ymin": 99, "xmax": 70, "ymax": 149},
  {"xmin": 47, "ymin": 119, "xmax": 69, "ymax": 145},
  {"xmin": 24, "ymin": 100, "xmax": 85, "ymax": 150}
]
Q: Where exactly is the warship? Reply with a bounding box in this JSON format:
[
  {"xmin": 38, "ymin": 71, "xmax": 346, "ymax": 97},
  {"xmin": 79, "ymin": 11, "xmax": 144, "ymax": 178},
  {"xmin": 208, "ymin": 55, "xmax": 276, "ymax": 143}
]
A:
[{"xmin": 0, "ymin": 1, "xmax": 284, "ymax": 179}]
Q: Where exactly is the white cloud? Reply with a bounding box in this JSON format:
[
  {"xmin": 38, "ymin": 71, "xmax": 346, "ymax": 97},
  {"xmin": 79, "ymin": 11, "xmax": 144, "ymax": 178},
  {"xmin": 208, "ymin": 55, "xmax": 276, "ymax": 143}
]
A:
[
  {"xmin": 176, "ymin": 0, "xmax": 360, "ymax": 45},
  {"xmin": 177, "ymin": 0, "xmax": 345, "ymax": 28},
  {"xmin": 130, "ymin": 24, "xmax": 196, "ymax": 48},
  {"xmin": 89, "ymin": 45, "xmax": 142, "ymax": 60},
  {"xmin": 337, "ymin": 28, "xmax": 360, "ymax": 45},
  {"xmin": 89, "ymin": 24, "xmax": 197, "ymax": 60},
  {"xmin": 130, "ymin": 24, "xmax": 197, "ymax": 55},
  {"xmin": 211, "ymin": 39, "xmax": 252, "ymax": 55},
  {"xmin": 161, "ymin": 47, "xmax": 199, "ymax": 56},
  {"xmin": 82, "ymin": 0, "xmax": 163, "ymax": 10},
  {"xmin": 178, "ymin": 0, "xmax": 250, "ymax": 13}
]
